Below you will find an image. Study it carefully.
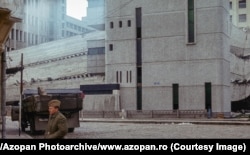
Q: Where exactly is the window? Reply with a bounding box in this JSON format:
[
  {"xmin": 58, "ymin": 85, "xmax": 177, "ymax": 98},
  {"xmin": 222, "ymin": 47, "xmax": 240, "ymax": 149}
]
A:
[
  {"xmin": 126, "ymin": 71, "xmax": 129, "ymax": 83},
  {"xmin": 137, "ymin": 67, "xmax": 141, "ymax": 83},
  {"xmin": 187, "ymin": 0, "xmax": 195, "ymax": 43},
  {"xmin": 205, "ymin": 82, "xmax": 212, "ymax": 110},
  {"xmin": 116, "ymin": 71, "xmax": 122, "ymax": 83},
  {"xmin": 229, "ymin": 1, "xmax": 232, "ymax": 9},
  {"xmin": 88, "ymin": 47, "xmax": 105, "ymax": 55},
  {"xmin": 126, "ymin": 70, "xmax": 132, "ymax": 83},
  {"xmin": 116, "ymin": 71, "xmax": 119, "ymax": 83},
  {"xmin": 239, "ymin": 14, "xmax": 247, "ymax": 22},
  {"xmin": 130, "ymin": 70, "xmax": 132, "ymax": 83},
  {"xmin": 20, "ymin": 31, "xmax": 23, "ymax": 42},
  {"xmin": 110, "ymin": 22, "xmax": 113, "ymax": 29},
  {"xmin": 136, "ymin": 8, "xmax": 141, "ymax": 38},
  {"xmin": 120, "ymin": 71, "xmax": 122, "ymax": 83},
  {"xmin": 230, "ymin": 15, "xmax": 232, "ymax": 22},
  {"xmin": 239, "ymin": 0, "xmax": 246, "ymax": 8},
  {"xmin": 11, "ymin": 29, "xmax": 14, "ymax": 39},
  {"xmin": 173, "ymin": 84, "xmax": 179, "ymax": 110},
  {"xmin": 16, "ymin": 30, "xmax": 19, "ymax": 41},
  {"xmin": 119, "ymin": 21, "xmax": 122, "ymax": 28},
  {"xmin": 109, "ymin": 44, "xmax": 113, "ymax": 51},
  {"xmin": 127, "ymin": 20, "xmax": 131, "ymax": 27}
]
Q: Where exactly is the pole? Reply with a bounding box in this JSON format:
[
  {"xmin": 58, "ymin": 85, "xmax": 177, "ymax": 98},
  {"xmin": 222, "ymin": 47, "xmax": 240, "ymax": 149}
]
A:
[
  {"xmin": 19, "ymin": 53, "xmax": 23, "ymax": 136},
  {"xmin": 1, "ymin": 45, "xmax": 6, "ymax": 139}
]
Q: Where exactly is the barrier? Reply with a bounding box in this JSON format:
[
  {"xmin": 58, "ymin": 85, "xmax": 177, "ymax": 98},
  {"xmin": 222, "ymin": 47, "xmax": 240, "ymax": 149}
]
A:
[{"xmin": 79, "ymin": 109, "xmax": 207, "ymax": 119}]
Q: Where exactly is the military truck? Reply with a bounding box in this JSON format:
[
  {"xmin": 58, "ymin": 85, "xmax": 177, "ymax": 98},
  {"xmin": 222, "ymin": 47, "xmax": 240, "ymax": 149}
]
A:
[{"xmin": 11, "ymin": 88, "xmax": 83, "ymax": 134}]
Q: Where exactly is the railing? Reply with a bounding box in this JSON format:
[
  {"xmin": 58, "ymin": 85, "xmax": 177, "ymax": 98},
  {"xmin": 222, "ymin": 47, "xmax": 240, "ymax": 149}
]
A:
[{"xmin": 79, "ymin": 109, "xmax": 208, "ymax": 119}]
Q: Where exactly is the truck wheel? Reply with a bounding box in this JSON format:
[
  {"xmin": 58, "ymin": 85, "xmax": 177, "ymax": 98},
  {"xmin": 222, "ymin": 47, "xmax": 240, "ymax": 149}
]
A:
[{"xmin": 68, "ymin": 128, "xmax": 74, "ymax": 133}]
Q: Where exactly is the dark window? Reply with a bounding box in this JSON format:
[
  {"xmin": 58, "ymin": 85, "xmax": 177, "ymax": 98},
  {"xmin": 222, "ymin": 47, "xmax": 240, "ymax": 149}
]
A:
[
  {"xmin": 120, "ymin": 71, "xmax": 122, "ymax": 83},
  {"xmin": 116, "ymin": 71, "xmax": 119, "ymax": 83},
  {"xmin": 88, "ymin": 47, "xmax": 105, "ymax": 55},
  {"xmin": 136, "ymin": 8, "xmax": 142, "ymax": 38},
  {"xmin": 127, "ymin": 20, "xmax": 131, "ymax": 27},
  {"xmin": 205, "ymin": 82, "xmax": 212, "ymax": 110},
  {"xmin": 229, "ymin": 2, "xmax": 232, "ymax": 9},
  {"xmin": 109, "ymin": 44, "xmax": 113, "ymax": 51},
  {"xmin": 239, "ymin": 14, "xmax": 247, "ymax": 22},
  {"xmin": 126, "ymin": 71, "xmax": 129, "ymax": 83},
  {"xmin": 119, "ymin": 21, "xmax": 122, "ymax": 28},
  {"xmin": 137, "ymin": 67, "xmax": 142, "ymax": 84},
  {"xmin": 130, "ymin": 70, "xmax": 132, "ymax": 83},
  {"xmin": 16, "ymin": 30, "xmax": 19, "ymax": 41},
  {"xmin": 137, "ymin": 86, "xmax": 142, "ymax": 110},
  {"xmin": 136, "ymin": 7, "xmax": 142, "ymax": 111},
  {"xmin": 239, "ymin": 0, "xmax": 246, "ymax": 8},
  {"xmin": 110, "ymin": 22, "xmax": 113, "ymax": 29},
  {"xmin": 136, "ymin": 40, "xmax": 142, "ymax": 65},
  {"xmin": 11, "ymin": 29, "xmax": 14, "ymax": 39},
  {"xmin": 137, "ymin": 28, "xmax": 141, "ymax": 38},
  {"xmin": 188, "ymin": 0, "xmax": 195, "ymax": 43},
  {"xmin": 173, "ymin": 84, "xmax": 179, "ymax": 110}
]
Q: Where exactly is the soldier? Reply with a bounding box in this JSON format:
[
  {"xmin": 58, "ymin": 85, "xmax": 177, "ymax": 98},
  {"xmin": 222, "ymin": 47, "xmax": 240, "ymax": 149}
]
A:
[{"xmin": 44, "ymin": 99, "xmax": 68, "ymax": 139}]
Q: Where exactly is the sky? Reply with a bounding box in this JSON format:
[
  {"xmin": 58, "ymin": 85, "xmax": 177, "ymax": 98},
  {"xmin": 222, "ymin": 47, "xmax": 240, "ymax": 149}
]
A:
[{"xmin": 66, "ymin": 0, "xmax": 88, "ymax": 20}]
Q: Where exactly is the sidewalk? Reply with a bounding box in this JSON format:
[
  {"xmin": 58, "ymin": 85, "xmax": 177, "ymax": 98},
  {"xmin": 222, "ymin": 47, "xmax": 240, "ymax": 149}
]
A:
[
  {"xmin": 1, "ymin": 116, "xmax": 250, "ymax": 139},
  {"xmin": 0, "ymin": 116, "xmax": 32, "ymax": 139},
  {"xmin": 79, "ymin": 117, "xmax": 250, "ymax": 125}
]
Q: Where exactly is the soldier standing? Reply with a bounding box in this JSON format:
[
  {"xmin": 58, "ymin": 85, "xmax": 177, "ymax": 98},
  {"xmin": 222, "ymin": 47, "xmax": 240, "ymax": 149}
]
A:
[{"xmin": 44, "ymin": 99, "xmax": 68, "ymax": 139}]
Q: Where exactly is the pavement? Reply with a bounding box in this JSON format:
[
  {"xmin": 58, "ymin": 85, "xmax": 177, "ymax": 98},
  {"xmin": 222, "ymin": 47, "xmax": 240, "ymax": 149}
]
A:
[
  {"xmin": 0, "ymin": 116, "xmax": 250, "ymax": 139},
  {"xmin": 0, "ymin": 116, "xmax": 33, "ymax": 139}
]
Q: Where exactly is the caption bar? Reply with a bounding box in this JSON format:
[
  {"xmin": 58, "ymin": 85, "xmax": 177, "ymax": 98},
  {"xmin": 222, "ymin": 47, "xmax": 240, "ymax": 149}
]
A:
[{"xmin": 0, "ymin": 142, "xmax": 247, "ymax": 152}]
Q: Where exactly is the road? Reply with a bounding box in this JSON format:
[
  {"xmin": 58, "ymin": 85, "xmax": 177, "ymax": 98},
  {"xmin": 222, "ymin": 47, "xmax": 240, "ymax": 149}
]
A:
[{"xmin": 31, "ymin": 121, "xmax": 250, "ymax": 139}]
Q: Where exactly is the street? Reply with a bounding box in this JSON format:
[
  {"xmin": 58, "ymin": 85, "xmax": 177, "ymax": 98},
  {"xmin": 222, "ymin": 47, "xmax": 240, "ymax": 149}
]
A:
[{"xmin": 32, "ymin": 121, "xmax": 250, "ymax": 139}]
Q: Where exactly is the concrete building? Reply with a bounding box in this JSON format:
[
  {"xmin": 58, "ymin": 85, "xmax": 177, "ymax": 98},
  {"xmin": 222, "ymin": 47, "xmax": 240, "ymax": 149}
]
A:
[
  {"xmin": 105, "ymin": 0, "xmax": 231, "ymax": 117},
  {"xmin": 229, "ymin": 0, "xmax": 250, "ymax": 29},
  {"xmin": 5, "ymin": 0, "xmax": 250, "ymax": 118},
  {"xmin": 6, "ymin": 31, "xmax": 105, "ymax": 102},
  {"xmin": 230, "ymin": 21, "xmax": 250, "ymax": 111},
  {"xmin": 83, "ymin": 0, "xmax": 105, "ymax": 30},
  {"xmin": 0, "ymin": 0, "xmax": 92, "ymax": 51}
]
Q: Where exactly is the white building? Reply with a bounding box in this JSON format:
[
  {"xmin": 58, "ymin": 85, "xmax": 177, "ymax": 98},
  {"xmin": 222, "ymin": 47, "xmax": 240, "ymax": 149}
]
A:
[
  {"xmin": 105, "ymin": 0, "xmax": 231, "ymax": 117},
  {"xmin": 229, "ymin": 0, "xmax": 250, "ymax": 29}
]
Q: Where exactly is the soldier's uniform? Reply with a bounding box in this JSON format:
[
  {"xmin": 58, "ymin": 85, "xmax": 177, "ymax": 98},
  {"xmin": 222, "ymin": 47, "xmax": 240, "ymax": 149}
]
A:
[{"xmin": 44, "ymin": 99, "xmax": 68, "ymax": 139}]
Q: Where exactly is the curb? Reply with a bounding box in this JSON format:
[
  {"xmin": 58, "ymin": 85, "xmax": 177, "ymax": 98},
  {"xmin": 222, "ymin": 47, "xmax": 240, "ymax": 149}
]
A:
[{"xmin": 79, "ymin": 118, "xmax": 250, "ymax": 125}]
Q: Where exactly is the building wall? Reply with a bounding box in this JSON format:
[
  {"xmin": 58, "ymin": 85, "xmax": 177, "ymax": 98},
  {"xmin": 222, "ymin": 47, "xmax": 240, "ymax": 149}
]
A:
[
  {"xmin": 0, "ymin": 0, "xmax": 92, "ymax": 51},
  {"xmin": 87, "ymin": 39, "xmax": 105, "ymax": 74},
  {"xmin": 105, "ymin": 0, "xmax": 231, "ymax": 116},
  {"xmin": 230, "ymin": 24, "xmax": 250, "ymax": 102},
  {"xmin": 83, "ymin": 0, "xmax": 105, "ymax": 30},
  {"xmin": 229, "ymin": 0, "xmax": 250, "ymax": 28},
  {"xmin": 6, "ymin": 31, "xmax": 105, "ymax": 102},
  {"xmin": 64, "ymin": 16, "xmax": 91, "ymax": 37}
]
